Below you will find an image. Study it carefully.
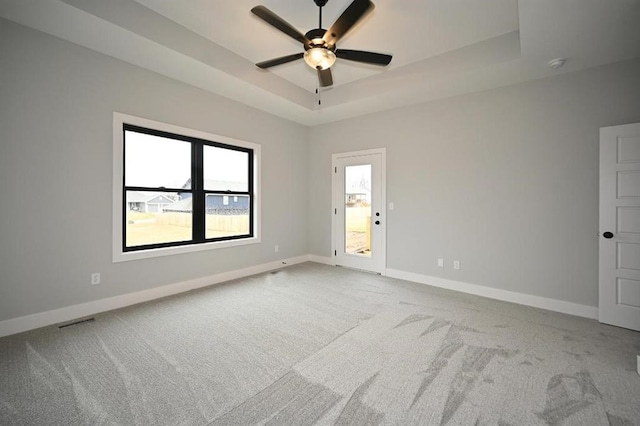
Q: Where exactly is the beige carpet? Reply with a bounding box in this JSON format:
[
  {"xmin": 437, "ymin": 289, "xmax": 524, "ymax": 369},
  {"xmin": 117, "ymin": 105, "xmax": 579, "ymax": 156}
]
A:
[{"xmin": 1, "ymin": 262, "xmax": 639, "ymax": 425}]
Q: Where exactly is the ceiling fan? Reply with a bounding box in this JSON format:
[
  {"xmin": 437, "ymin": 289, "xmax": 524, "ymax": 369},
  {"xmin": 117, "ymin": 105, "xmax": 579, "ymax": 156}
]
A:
[{"xmin": 251, "ymin": 0, "xmax": 392, "ymax": 88}]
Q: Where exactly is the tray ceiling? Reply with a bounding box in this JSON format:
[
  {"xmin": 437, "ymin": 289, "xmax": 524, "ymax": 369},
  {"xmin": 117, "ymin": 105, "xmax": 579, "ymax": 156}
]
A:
[{"xmin": 1, "ymin": 0, "xmax": 639, "ymax": 126}]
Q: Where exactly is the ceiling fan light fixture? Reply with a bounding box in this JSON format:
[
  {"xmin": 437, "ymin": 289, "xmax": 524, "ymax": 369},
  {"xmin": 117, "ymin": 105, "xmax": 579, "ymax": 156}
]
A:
[{"xmin": 304, "ymin": 47, "xmax": 336, "ymax": 70}]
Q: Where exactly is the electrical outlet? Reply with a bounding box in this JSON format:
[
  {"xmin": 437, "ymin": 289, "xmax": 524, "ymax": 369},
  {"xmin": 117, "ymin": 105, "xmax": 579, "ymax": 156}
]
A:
[
  {"xmin": 91, "ymin": 273, "xmax": 100, "ymax": 285},
  {"xmin": 437, "ymin": 258, "xmax": 444, "ymax": 268},
  {"xmin": 453, "ymin": 261, "xmax": 461, "ymax": 270},
  {"xmin": 274, "ymin": 245, "xmax": 279, "ymax": 253}
]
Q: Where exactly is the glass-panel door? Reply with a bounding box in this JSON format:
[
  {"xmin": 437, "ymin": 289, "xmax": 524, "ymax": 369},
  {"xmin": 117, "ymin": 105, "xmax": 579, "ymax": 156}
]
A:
[{"xmin": 333, "ymin": 150, "xmax": 385, "ymax": 274}]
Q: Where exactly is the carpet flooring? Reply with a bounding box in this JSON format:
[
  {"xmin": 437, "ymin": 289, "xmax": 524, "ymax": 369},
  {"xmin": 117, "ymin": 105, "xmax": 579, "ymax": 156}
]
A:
[{"xmin": 1, "ymin": 262, "xmax": 639, "ymax": 425}]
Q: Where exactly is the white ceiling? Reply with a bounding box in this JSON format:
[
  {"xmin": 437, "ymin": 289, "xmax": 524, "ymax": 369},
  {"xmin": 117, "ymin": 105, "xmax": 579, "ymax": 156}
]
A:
[
  {"xmin": 132, "ymin": 0, "xmax": 520, "ymax": 91},
  {"xmin": 1, "ymin": 0, "xmax": 639, "ymax": 126}
]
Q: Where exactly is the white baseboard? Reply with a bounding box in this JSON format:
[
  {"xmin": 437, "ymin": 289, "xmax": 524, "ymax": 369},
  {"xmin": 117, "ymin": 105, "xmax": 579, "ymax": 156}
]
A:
[
  {"xmin": 0, "ymin": 255, "xmax": 310, "ymax": 338},
  {"xmin": 0, "ymin": 256, "xmax": 600, "ymax": 338},
  {"xmin": 308, "ymin": 255, "xmax": 334, "ymax": 265},
  {"xmin": 385, "ymin": 268, "xmax": 599, "ymax": 320}
]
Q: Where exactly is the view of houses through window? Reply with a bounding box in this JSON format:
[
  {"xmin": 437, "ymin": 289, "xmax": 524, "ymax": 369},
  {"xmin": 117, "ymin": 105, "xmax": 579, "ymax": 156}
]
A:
[{"xmin": 123, "ymin": 125, "xmax": 253, "ymax": 251}]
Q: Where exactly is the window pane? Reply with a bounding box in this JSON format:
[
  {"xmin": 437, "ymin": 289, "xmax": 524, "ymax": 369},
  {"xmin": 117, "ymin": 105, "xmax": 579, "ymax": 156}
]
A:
[
  {"xmin": 125, "ymin": 191, "xmax": 192, "ymax": 247},
  {"xmin": 203, "ymin": 146, "xmax": 249, "ymax": 191},
  {"xmin": 125, "ymin": 130, "xmax": 191, "ymax": 189},
  {"xmin": 205, "ymin": 194, "xmax": 250, "ymax": 239}
]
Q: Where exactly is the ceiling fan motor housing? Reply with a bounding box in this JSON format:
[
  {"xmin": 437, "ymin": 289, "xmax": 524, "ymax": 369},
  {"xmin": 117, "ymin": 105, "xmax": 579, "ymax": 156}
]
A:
[{"xmin": 304, "ymin": 28, "xmax": 335, "ymax": 51}]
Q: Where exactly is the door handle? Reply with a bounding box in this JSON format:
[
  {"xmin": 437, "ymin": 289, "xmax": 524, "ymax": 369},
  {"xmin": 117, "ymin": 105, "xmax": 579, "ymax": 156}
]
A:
[{"xmin": 603, "ymin": 232, "xmax": 614, "ymax": 239}]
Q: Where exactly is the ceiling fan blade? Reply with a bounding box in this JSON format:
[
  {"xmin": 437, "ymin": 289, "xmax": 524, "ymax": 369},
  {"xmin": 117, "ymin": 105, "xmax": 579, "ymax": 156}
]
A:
[
  {"xmin": 322, "ymin": 0, "xmax": 374, "ymax": 47},
  {"xmin": 318, "ymin": 68, "xmax": 333, "ymax": 87},
  {"xmin": 256, "ymin": 52, "xmax": 304, "ymax": 69},
  {"xmin": 251, "ymin": 6, "xmax": 310, "ymax": 45},
  {"xmin": 336, "ymin": 49, "xmax": 392, "ymax": 66}
]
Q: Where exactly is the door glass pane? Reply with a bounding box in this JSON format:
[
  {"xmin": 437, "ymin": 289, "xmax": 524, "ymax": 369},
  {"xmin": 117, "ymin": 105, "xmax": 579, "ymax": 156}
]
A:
[
  {"xmin": 344, "ymin": 164, "xmax": 372, "ymax": 257},
  {"xmin": 206, "ymin": 194, "xmax": 250, "ymax": 239},
  {"xmin": 125, "ymin": 190, "xmax": 191, "ymax": 247}
]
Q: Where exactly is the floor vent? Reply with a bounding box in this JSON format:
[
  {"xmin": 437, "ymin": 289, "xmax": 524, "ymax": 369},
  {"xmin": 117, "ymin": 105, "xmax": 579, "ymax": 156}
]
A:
[{"xmin": 58, "ymin": 317, "xmax": 95, "ymax": 329}]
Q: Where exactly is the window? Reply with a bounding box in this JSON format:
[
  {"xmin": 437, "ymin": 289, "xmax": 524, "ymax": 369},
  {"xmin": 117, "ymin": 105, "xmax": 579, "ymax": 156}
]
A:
[{"xmin": 113, "ymin": 113, "xmax": 260, "ymax": 261}]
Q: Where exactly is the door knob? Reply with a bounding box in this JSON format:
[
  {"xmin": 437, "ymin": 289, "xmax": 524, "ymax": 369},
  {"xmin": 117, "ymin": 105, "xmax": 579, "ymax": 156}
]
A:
[
  {"xmin": 603, "ymin": 232, "xmax": 614, "ymax": 239},
  {"xmin": 375, "ymin": 220, "xmax": 380, "ymax": 225}
]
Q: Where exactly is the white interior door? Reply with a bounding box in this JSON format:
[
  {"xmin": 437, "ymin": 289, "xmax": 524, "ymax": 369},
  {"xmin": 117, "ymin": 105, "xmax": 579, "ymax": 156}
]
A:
[
  {"xmin": 332, "ymin": 149, "xmax": 386, "ymax": 274},
  {"xmin": 599, "ymin": 123, "xmax": 640, "ymax": 331}
]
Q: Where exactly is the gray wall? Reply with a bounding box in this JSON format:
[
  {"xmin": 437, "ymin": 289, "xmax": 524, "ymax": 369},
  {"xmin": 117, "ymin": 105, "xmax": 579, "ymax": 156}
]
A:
[
  {"xmin": 308, "ymin": 58, "xmax": 640, "ymax": 307},
  {"xmin": 0, "ymin": 20, "xmax": 309, "ymax": 321},
  {"xmin": 2, "ymin": 17, "xmax": 640, "ymax": 323}
]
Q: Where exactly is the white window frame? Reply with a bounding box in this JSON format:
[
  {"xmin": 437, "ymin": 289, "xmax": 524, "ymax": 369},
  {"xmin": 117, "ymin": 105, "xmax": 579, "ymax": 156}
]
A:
[{"xmin": 112, "ymin": 112, "xmax": 261, "ymax": 263}]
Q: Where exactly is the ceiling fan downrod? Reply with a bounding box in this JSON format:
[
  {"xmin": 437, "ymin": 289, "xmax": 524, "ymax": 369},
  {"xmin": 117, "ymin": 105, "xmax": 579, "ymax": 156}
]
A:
[
  {"xmin": 318, "ymin": 3, "xmax": 322, "ymax": 28},
  {"xmin": 314, "ymin": 0, "xmax": 329, "ymax": 28}
]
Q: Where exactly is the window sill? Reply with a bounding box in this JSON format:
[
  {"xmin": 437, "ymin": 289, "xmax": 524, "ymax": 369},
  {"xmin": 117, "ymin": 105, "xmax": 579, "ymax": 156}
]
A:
[{"xmin": 113, "ymin": 236, "xmax": 261, "ymax": 263}]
